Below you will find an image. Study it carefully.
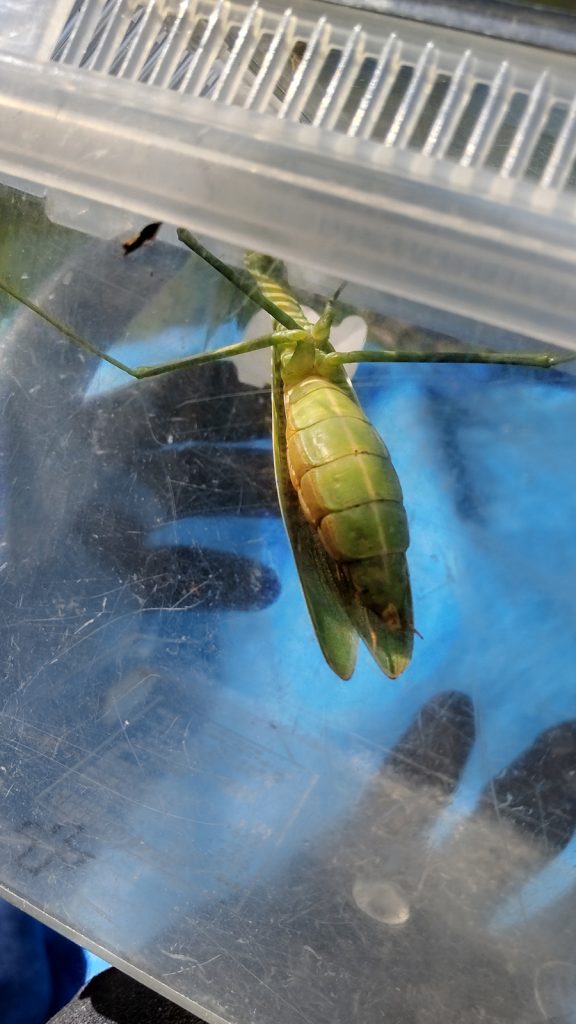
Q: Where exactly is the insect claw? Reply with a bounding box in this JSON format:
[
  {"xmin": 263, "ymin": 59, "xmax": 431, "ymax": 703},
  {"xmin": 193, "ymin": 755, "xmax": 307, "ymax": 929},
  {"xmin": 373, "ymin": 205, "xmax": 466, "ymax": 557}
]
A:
[{"xmin": 550, "ymin": 352, "xmax": 576, "ymax": 367}]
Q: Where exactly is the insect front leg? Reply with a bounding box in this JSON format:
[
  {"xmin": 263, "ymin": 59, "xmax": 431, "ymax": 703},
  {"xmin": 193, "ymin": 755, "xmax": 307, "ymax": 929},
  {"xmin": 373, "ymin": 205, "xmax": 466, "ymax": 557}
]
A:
[{"xmin": 177, "ymin": 228, "xmax": 303, "ymax": 332}]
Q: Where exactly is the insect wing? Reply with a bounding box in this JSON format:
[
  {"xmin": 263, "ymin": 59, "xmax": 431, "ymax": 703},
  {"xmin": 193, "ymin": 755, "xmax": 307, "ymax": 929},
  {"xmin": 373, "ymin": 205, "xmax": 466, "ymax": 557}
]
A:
[
  {"xmin": 271, "ymin": 350, "xmax": 358, "ymax": 680},
  {"xmin": 336, "ymin": 367, "xmax": 414, "ymax": 679},
  {"xmin": 347, "ymin": 586, "xmax": 413, "ymax": 679}
]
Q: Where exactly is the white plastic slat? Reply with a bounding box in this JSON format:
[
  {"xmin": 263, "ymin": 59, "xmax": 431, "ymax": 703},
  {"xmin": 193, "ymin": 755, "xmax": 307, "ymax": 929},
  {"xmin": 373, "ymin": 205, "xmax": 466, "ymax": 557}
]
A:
[
  {"xmin": 500, "ymin": 71, "xmax": 551, "ymax": 179},
  {"xmin": 278, "ymin": 16, "xmax": 328, "ymax": 122},
  {"xmin": 347, "ymin": 33, "xmax": 399, "ymax": 140},
  {"xmin": 146, "ymin": 0, "xmax": 198, "ymax": 87},
  {"xmin": 460, "ymin": 59, "xmax": 510, "ymax": 168},
  {"xmin": 384, "ymin": 40, "xmax": 436, "ymax": 148},
  {"xmin": 421, "ymin": 49, "xmax": 472, "ymax": 158},
  {"xmin": 178, "ymin": 0, "xmax": 228, "ymax": 95},
  {"xmin": 110, "ymin": 0, "xmax": 159, "ymax": 79},
  {"xmin": 313, "ymin": 24, "xmax": 363, "ymax": 130},
  {"xmin": 82, "ymin": 0, "xmax": 128, "ymax": 71},
  {"xmin": 540, "ymin": 97, "xmax": 576, "ymax": 191},
  {"xmin": 56, "ymin": 0, "xmax": 108, "ymax": 65},
  {"xmin": 211, "ymin": 2, "xmax": 261, "ymax": 104},
  {"xmin": 243, "ymin": 7, "xmax": 294, "ymax": 113}
]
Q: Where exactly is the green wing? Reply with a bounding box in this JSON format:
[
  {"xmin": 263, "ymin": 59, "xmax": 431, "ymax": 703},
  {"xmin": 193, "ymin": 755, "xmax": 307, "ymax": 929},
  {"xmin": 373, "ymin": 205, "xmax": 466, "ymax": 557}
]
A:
[
  {"xmin": 347, "ymin": 593, "xmax": 413, "ymax": 680},
  {"xmin": 271, "ymin": 349, "xmax": 358, "ymax": 680}
]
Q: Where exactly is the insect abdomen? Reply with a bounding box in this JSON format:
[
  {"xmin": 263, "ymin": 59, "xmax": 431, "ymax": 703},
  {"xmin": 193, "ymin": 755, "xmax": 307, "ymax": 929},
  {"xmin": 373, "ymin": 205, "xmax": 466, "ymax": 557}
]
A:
[{"xmin": 285, "ymin": 375, "xmax": 411, "ymax": 628}]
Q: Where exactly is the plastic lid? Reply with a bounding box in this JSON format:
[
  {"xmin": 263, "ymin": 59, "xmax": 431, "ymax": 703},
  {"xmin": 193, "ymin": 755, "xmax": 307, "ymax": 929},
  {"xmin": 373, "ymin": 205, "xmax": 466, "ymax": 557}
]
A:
[{"xmin": 1, "ymin": 0, "xmax": 576, "ymax": 347}]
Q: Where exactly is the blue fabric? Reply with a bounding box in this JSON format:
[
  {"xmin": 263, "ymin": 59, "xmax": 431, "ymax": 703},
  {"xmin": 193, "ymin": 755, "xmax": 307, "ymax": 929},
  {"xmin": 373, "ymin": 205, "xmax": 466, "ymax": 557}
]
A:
[{"xmin": 0, "ymin": 900, "xmax": 90, "ymax": 1024}]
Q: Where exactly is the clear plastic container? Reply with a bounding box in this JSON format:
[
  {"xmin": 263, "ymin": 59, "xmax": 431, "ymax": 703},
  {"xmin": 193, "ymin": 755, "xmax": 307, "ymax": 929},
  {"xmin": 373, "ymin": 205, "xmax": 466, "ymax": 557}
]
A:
[{"xmin": 1, "ymin": 3, "xmax": 576, "ymax": 1023}]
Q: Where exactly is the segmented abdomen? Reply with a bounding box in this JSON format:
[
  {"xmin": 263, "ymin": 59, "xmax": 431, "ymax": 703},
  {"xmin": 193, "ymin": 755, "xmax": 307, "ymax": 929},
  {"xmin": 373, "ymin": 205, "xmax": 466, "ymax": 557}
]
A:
[{"xmin": 285, "ymin": 374, "xmax": 411, "ymax": 629}]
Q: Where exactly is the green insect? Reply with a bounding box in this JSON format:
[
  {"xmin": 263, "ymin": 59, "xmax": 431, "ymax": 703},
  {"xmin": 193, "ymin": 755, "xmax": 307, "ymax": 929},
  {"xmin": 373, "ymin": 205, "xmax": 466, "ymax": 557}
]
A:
[{"xmin": 0, "ymin": 230, "xmax": 573, "ymax": 680}]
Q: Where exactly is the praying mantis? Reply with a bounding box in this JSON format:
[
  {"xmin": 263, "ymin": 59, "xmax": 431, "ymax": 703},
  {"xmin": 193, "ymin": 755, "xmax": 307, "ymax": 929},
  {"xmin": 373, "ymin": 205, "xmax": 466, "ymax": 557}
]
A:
[{"xmin": 0, "ymin": 227, "xmax": 573, "ymax": 680}]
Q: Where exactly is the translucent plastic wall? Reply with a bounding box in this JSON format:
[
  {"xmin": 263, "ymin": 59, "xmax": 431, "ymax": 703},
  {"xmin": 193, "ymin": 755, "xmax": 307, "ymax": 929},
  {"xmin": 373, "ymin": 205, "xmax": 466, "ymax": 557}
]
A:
[{"xmin": 1, "ymin": 3, "xmax": 576, "ymax": 1022}]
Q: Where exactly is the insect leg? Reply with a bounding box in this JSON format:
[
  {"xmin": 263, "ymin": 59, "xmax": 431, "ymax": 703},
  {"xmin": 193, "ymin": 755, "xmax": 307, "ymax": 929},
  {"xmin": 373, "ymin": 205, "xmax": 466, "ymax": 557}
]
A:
[
  {"xmin": 135, "ymin": 330, "xmax": 306, "ymax": 379},
  {"xmin": 327, "ymin": 348, "xmax": 576, "ymax": 370},
  {"xmin": 0, "ymin": 273, "xmax": 306, "ymax": 380},
  {"xmin": 0, "ymin": 274, "xmax": 140, "ymax": 377},
  {"xmin": 177, "ymin": 228, "xmax": 303, "ymax": 332}
]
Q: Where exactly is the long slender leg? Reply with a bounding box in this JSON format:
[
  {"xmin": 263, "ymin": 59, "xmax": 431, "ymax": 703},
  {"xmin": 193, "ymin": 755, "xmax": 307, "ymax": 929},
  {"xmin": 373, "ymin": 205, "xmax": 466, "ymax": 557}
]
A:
[
  {"xmin": 1, "ymin": 276, "xmax": 140, "ymax": 377},
  {"xmin": 178, "ymin": 232, "xmax": 573, "ymax": 371},
  {"xmin": 177, "ymin": 228, "xmax": 303, "ymax": 333},
  {"xmin": 326, "ymin": 348, "xmax": 575, "ymax": 370},
  {"xmin": 0, "ymin": 274, "xmax": 306, "ymax": 380},
  {"xmin": 134, "ymin": 330, "xmax": 305, "ymax": 379}
]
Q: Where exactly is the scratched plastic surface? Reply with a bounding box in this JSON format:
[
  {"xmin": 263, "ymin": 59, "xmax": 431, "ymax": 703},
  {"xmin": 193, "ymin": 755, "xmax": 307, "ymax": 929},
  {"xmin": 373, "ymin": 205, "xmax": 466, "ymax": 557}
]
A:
[{"xmin": 1, "ymin": 190, "xmax": 576, "ymax": 1024}]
